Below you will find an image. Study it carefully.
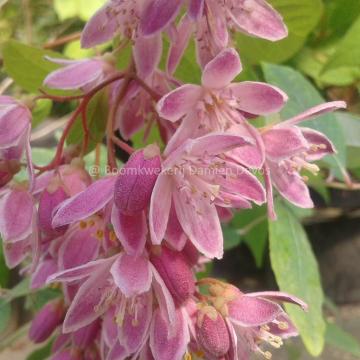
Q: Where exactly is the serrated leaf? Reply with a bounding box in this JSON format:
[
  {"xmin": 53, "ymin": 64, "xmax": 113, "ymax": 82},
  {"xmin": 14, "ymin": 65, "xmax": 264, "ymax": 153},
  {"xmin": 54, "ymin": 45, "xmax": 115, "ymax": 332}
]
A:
[
  {"xmin": 2, "ymin": 40, "xmax": 63, "ymax": 93},
  {"xmin": 262, "ymin": 63, "xmax": 347, "ymax": 180},
  {"xmin": 234, "ymin": 0, "xmax": 323, "ymax": 64},
  {"xmin": 325, "ymin": 322, "xmax": 360, "ymax": 357},
  {"xmin": 67, "ymin": 89, "xmax": 109, "ymax": 153},
  {"xmin": 269, "ymin": 200, "xmax": 325, "ymax": 356}
]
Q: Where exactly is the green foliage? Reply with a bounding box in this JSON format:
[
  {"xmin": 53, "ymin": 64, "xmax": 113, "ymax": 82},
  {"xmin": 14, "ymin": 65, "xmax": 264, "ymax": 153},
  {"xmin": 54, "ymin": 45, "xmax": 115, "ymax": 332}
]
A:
[
  {"xmin": 0, "ymin": 300, "xmax": 11, "ymax": 334},
  {"xmin": 0, "ymin": 239, "xmax": 10, "ymax": 288},
  {"xmin": 234, "ymin": 0, "xmax": 323, "ymax": 64},
  {"xmin": 54, "ymin": 0, "xmax": 105, "ymax": 21},
  {"xmin": 67, "ymin": 89, "xmax": 109, "ymax": 153},
  {"xmin": 262, "ymin": 63, "xmax": 347, "ymax": 180},
  {"xmin": 26, "ymin": 340, "xmax": 53, "ymax": 360},
  {"xmin": 2, "ymin": 40, "xmax": 63, "ymax": 93},
  {"xmin": 269, "ymin": 200, "xmax": 325, "ymax": 356},
  {"xmin": 325, "ymin": 322, "xmax": 360, "ymax": 357},
  {"xmin": 32, "ymin": 99, "xmax": 53, "ymax": 128}
]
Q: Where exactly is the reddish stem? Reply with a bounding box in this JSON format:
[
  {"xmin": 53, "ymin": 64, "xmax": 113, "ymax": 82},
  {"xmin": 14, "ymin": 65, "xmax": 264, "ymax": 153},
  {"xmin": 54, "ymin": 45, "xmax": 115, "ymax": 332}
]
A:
[{"xmin": 111, "ymin": 135, "xmax": 135, "ymax": 155}]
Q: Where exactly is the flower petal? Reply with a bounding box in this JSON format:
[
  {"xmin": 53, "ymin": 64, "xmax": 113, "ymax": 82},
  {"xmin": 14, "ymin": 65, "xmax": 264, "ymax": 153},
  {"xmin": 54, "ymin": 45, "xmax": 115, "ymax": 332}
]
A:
[
  {"xmin": 110, "ymin": 253, "xmax": 152, "ymax": 297},
  {"xmin": 2, "ymin": 237, "xmax": 29, "ymax": 269},
  {"xmin": 165, "ymin": 204, "xmax": 187, "ymax": 251},
  {"xmin": 150, "ymin": 308, "xmax": 189, "ymax": 360},
  {"xmin": 134, "ymin": 34, "xmax": 162, "ymax": 79},
  {"xmin": 229, "ymin": 0, "xmax": 288, "ymax": 41},
  {"xmin": 201, "ymin": 48, "xmax": 242, "ymax": 89},
  {"xmin": 157, "ymin": 84, "xmax": 203, "ymax": 122},
  {"xmin": 52, "ymin": 176, "xmax": 116, "ymax": 228},
  {"xmin": 149, "ymin": 173, "xmax": 172, "ymax": 245},
  {"xmin": 31, "ymin": 258, "xmax": 58, "ymax": 289},
  {"xmin": 228, "ymin": 295, "xmax": 283, "ymax": 327},
  {"xmin": 173, "ymin": 190, "xmax": 223, "ymax": 259},
  {"xmin": 107, "ymin": 341, "xmax": 128, "ymax": 360},
  {"xmin": 301, "ymin": 127, "xmax": 336, "ymax": 161},
  {"xmin": 228, "ymin": 82, "xmax": 287, "ymax": 115},
  {"xmin": 188, "ymin": 0, "xmax": 204, "ymax": 20},
  {"xmin": 140, "ymin": 0, "xmax": 182, "ymax": 36},
  {"xmin": 111, "ymin": 207, "xmax": 147, "ymax": 256},
  {"xmin": 263, "ymin": 126, "xmax": 309, "ymax": 161}
]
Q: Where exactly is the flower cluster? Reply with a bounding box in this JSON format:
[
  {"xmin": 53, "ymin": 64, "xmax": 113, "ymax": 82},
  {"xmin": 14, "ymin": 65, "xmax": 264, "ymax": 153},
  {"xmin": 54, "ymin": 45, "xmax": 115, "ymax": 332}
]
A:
[{"xmin": 0, "ymin": 1, "xmax": 347, "ymax": 360}]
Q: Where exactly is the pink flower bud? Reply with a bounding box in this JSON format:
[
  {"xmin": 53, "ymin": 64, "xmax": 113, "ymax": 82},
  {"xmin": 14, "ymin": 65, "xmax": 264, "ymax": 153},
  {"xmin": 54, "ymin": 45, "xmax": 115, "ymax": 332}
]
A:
[
  {"xmin": 150, "ymin": 246, "xmax": 195, "ymax": 304},
  {"xmin": 196, "ymin": 306, "xmax": 230, "ymax": 358},
  {"xmin": 29, "ymin": 300, "xmax": 65, "ymax": 343},
  {"xmin": 114, "ymin": 144, "xmax": 161, "ymax": 215},
  {"xmin": 38, "ymin": 177, "xmax": 68, "ymax": 235}
]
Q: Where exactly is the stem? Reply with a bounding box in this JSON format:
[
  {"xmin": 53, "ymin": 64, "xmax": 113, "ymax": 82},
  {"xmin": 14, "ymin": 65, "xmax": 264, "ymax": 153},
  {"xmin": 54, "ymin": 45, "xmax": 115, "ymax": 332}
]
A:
[
  {"xmin": 111, "ymin": 135, "xmax": 135, "ymax": 155},
  {"xmin": 44, "ymin": 31, "xmax": 82, "ymax": 49},
  {"xmin": 133, "ymin": 75, "xmax": 162, "ymax": 101}
]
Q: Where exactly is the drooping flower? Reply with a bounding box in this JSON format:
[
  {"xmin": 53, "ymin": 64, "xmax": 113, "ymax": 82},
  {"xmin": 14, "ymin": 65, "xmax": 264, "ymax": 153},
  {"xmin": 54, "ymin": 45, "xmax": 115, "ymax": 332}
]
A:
[{"xmin": 150, "ymin": 132, "xmax": 266, "ymax": 259}]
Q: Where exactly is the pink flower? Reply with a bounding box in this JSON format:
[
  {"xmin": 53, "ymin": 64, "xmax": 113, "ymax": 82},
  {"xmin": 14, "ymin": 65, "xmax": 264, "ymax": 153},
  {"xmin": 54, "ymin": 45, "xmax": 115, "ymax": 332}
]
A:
[
  {"xmin": 259, "ymin": 101, "xmax": 346, "ymax": 218},
  {"xmin": 81, "ymin": 0, "xmax": 162, "ymax": 79},
  {"xmin": 150, "ymin": 132, "xmax": 266, "ymax": 259},
  {"xmin": 157, "ymin": 48, "xmax": 287, "ymax": 159}
]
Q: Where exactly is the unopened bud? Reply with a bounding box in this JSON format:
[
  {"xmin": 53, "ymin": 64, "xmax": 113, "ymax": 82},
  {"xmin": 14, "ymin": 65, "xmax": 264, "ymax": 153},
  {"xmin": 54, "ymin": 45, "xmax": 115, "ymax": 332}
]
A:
[
  {"xmin": 150, "ymin": 246, "xmax": 195, "ymax": 305},
  {"xmin": 114, "ymin": 145, "xmax": 161, "ymax": 215}
]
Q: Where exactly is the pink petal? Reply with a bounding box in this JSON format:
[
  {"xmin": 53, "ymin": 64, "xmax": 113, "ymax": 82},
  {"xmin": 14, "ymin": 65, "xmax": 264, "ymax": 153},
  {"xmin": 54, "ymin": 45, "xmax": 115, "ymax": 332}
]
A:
[
  {"xmin": 81, "ymin": 3, "xmax": 118, "ymax": 48},
  {"xmin": 111, "ymin": 207, "xmax": 147, "ymax": 256},
  {"xmin": 248, "ymin": 291, "xmax": 308, "ymax": 311},
  {"xmin": 201, "ymin": 48, "xmax": 242, "ymax": 89},
  {"xmin": 263, "ymin": 163, "xmax": 276, "ymax": 221},
  {"xmin": 229, "ymin": 0, "xmax": 288, "ymax": 41},
  {"xmin": 107, "ymin": 341, "xmax": 128, "ymax": 360},
  {"xmin": 47, "ymin": 257, "xmax": 115, "ymax": 284},
  {"xmin": 2, "ymin": 236, "xmax": 29, "ymax": 268},
  {"xmin": 134, "ymin": 34, "xmax": 162, "ymax": 79},
  {"xmin": 268, "ymin": 313, "xmax": 298, "ymax": 339},
  {"xmin": 149, "ymin": 174, "xmax": 172, "ymax": 245},
  {"xmin": 73, "ymin": 319, "xmax": 100, "ymax": 348},
  {"xmin": 263, "ymin": 127, "xmax": 309, "ymax": 161},
  {"xmin": 0, "ymin": 189, "xmax": 34, "ymax": 242},
  {"xmin": 283, "ymin": 101, "xmax": 347, "ymax": 126},
  {"xmin": 63, "ymin": 266, "xmax": 112, "ymax": 333},
  {"xmin": 269, "ymin": 162, "xmax": 313, "ymax": 208},
  {"xmin": 165, "ymin": 204, "xmax": 187, "ymax": 251},
  {"xmin": 119, "ymin": 292, "xmax": 153, "ymax": 353},
  {"xmin": 167, "ymin": 15, "xmax": 193, "ymax": 75},
  {"xmin": 150, "ymin": 309, "xmax": 189, "ymax": 360},
  {"xmin": 151, "ymin": 265, "xmax": 176, "ymax": 325},
  {"xmin": 103, "ymin": 307, "xmax": 118, "ymax": 348},
  {"xmin": 140, "ymin": 0, "xmax": 182, "ymax": 36},
  {"xmin": 52, "ymin": 176, "xmax": 116, "ymax": 228},
  {"xmin": 228, "ymin": 295, "xmax": 283, "ymax": 327},
  {"xmin": 44, "ymin": 60, "xmax": 103, "ymax": 90},
  {"xmin": 301, "ymin": 127, "xmax": 336, "ymax": 161},
  {"xmin": 228, "ymin": 82, "xmax": 287, "ymax": 115},
  {"xmin": 205, "ymin": 0, "xmax": 229, "ymax": 47},
  {"xmin": 173, "ymin": 190, "xmax": 223, "ymax": 259},
  {"xmin": 0, "ymin": 105, "xmax": 30, "ymax": 149},
  {"xmin": 110, "ymin": 253, "xmax": 152, "ymax": 297},
  {"xmin": 157, "ymin": 84, "xmax": 203, "ymax": 122},
  {"xmin": 188, "ymin": 0, "xmax": 204, "ymax": 20},
  {"xmin": 31, "ymin": 258, "xmax": 58, "ymax": 289}
]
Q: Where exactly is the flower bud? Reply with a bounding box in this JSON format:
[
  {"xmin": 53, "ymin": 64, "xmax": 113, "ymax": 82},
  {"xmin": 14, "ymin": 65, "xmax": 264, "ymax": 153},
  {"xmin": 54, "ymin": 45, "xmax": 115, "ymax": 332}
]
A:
[
  {"xmin": 196, "ymin": 306, "xmax": 230, "ymax": 358},
  {"xmin": 150, "ymin": 246, "xmax": 195, "ymax": 304},
  {"xmin": 114, "ymin": 144, "xmax": 161, "ymax": 215},
  {"xmin": 29, "ymin": 300, "xmax": 64, "ymax": 343},
  {"xmin": 38, "ymin": 177, "xmax": 68, "ymax": 235}
]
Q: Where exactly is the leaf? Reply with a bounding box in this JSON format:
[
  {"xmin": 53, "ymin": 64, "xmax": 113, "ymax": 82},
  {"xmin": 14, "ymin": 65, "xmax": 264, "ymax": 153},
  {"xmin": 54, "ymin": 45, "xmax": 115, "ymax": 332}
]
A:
[
  {"xmin": 32, "ymin": 99, "xmax": 52, "ymax": 128},
  {"xmin": 67, "ymin": 89, "xmax": 109, "ymax": 153},
  {"xmin": 269, "ymin": 200, "xmax": 325, "ymax": 356},
  {"xmin": 231, "ymin": 206, "xmax": 268, "ymax": 267},
  {"xmin": 26, "ymin": 340, "xmax": 53, "ymax": 360},
  {"xmin": 336, "ymin": 112, "xmax": 360, "ymax": 148},
  {"xmin": 54, "ymin": 0, "xmax": 106, "ymax": 21},
  {"xmin": 2, "ymin": 40, "xmax": 63, "ymax": 93},
  {"xmin": 0, "ymin": 300, "xmax": 11, "ymax": 333},
  {"xmin": 25, "ymin": 288, "xmax": 61, "ymax": 311},
  {"xmin": 234, "ymin": 0, "xmax": 323, "ymax": 64},
  {"xmin": 0, "ymin": 239, "xmax": 10, "ymax": 288},
  {"xmin": 222, "ymin": 225, "xmax": 242, "ymax": 251},
  {"xmin": 262, "ymin": 63, "xmax": 347, "ymax": 180},
  {"xmin": 325, "ymin": 322, "xmax": 360, "ymax": 357},
  {"xmin": 321, "ymin": 15, "xmax": 360, "ymax": 85}
]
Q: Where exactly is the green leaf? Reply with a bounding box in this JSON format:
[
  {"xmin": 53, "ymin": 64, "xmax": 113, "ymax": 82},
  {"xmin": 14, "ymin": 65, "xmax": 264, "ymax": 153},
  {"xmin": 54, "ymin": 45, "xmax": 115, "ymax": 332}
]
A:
[
  {"xmin": 269, "ymin": 200, "xmax": 325, "ymax": 356},
  {"xmin": 67, "ymin": 89, "xmax": 109, "ymax": 153},
  {"xmin": 336, "ymin": 112, "xmax": 360, "ymax": 148},
  {"xmin": 325, "ymin": 322, "xmax": 360, "ymax": 357},
  {"xmin": 0, "ymin": 300, "xmax": 11, "ymax": 333},
  {"xmin": 234, "ymin": 0, "xmax": 323, "ymax": 64},
  {"xmin": 2, "ymin": 40, "xmax": 63, "ymax": 93},
  {"xmin": 321, "ymin": 15, "xmax": 360, "ymax": 85},
  {"xmin": 54, "ymin": 0, "xmax": 106, "ymax": 21},
  {"xmin": 262, "ymin": 63, "xmax": 347, "ymax": 180},
  {"xmin": 32, "ymin": 99, "xmax": 52, "ymax": 128},
  {"xmin": 0, "ymin": 238, "xmax": 10, "ymax": 288},
  {"xmin": 26, "ymin": 340, "xmax": 53, "ymax": 360},
  {"xmin": 222, "ymin": 225, "xmax": 242, "ymax": 251}
]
